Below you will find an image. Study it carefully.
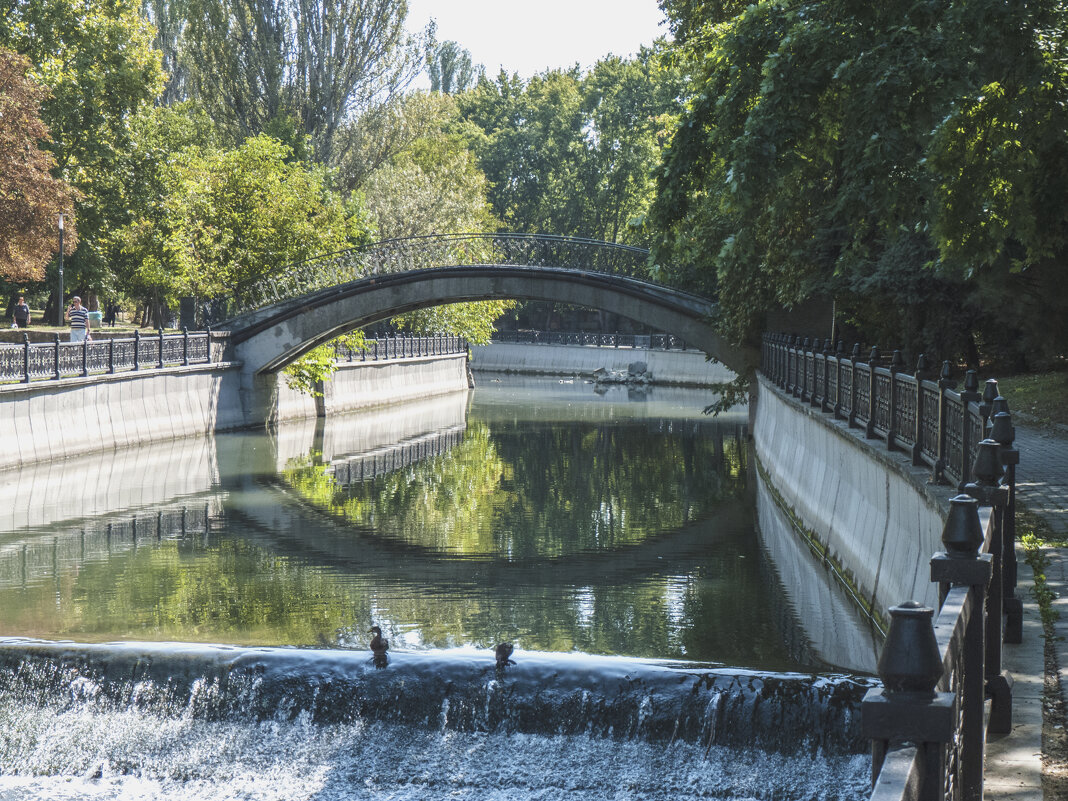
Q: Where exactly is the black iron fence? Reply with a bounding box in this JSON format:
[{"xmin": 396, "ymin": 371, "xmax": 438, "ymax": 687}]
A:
[
  {"xmin": 490, "ymin": 330, "xmax": 689, "ymax": 350},
  {"xmin": 333, "ymin": 334, "xmax": 467, "ymax": 362},
  {"xmin": 759, "ymin": 333, "xmax": 1023, "ymax": 801},
  {"xmin": 0, "ymin": 330, "xmax": 214, "ymax": 384},
  {"xmin": 761, "ymin": 334, "xmax": 1010, "ymax": 490}
]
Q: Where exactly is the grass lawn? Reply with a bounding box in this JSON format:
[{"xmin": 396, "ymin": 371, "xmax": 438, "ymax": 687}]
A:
[{"xmin": 996, "ymin": 371, "xmax": 1068, "ymax": 429}]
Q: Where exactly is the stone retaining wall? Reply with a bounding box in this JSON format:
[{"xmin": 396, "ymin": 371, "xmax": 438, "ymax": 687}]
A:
[
  {"xmin": 0, "ymin": 354, "xmax": 471, "ymax": 470},
  {"xmin": 753, "ymin": 375, "xmax": 961, "ymax": 617}
]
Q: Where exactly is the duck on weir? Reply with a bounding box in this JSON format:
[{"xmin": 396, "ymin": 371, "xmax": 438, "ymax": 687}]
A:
[
  {"xmin": 495, "ymin": 642, "xmax": 515, "ymax": 668},
  {"xmin": 369, "ymin": 625, "xmax": 389, "ymax": 667}
]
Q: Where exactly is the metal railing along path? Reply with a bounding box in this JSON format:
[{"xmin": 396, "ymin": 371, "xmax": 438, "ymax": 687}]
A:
[
  {"xmin": 0, "ymin": 330, "xmax": 213, "ymax": 384},
  {"xmin": 333, "ymin": 334, "xmax": 467, "ymax": 363},
  {"xmin": 759, "ymin": 333, "xmax": 1024, "ymax": 801}
]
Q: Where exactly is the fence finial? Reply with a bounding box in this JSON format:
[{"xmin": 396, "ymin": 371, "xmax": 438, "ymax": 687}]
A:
[
  {"xmin": 877, "ymin": 601, "xmax": 943, "ymax": 695},
  {"xmin": 941, "ymin": 495, "xmax": 984, "ymax": 557}
]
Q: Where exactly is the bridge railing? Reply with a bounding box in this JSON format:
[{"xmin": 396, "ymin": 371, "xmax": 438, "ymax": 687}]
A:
[
  {"xmin": 333, "ymin": 334, "xmax": 467, "ymax": 363},
  {"xmin": 489, "ymin": 330, "xmax": 690, "ymax": 350},
  {"xmin": 230, "ymin": 233, "xmax": 655, "ymax": 317},
  {"xmin": 0, "ymin": 330, "xmax": 214, "ymax": 384},
  {"xmin": 760, "ymin": 332, "xmax": 1023, "ymax": 801}
]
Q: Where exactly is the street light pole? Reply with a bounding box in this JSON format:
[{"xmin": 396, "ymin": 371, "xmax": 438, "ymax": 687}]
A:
[{"xmin": 57, "ymin": 214, "xmax": 64, "ymax": 326}]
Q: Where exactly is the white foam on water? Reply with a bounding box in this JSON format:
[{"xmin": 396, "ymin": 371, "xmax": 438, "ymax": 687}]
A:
[{"xmin": 0, "ymin": 699, "xmax": 870, "ymax": 801}]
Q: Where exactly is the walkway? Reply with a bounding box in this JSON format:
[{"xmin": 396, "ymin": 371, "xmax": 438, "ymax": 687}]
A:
[{"xmin": 987, "ymin": 418, "xmax": 1068, "ymax": 800}]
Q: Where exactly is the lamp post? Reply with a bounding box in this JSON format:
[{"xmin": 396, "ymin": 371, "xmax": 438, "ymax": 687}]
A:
[{"xmin": 56, "ymin": 214, "xmax": 64, "ymax": 326}]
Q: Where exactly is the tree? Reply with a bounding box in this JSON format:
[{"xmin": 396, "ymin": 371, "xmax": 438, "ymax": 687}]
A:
[
  {"xmin": 0, "ymin": 47, "xmax": 79, "ymax": 281},
  {"xmin": 182, "ymin": 0, "xmax": 424, "ymax": 165},
  {"xmin": 119, "ymin": 134, "xmax": 370, "ymax": 307},
  {"xmin": 650, "ymin": 0, "xmax": 1068, "ymax": 367},
  {"xmin": 355, "ymin": 92, "xmax": 513, "ymax": 342},
  {"xmin": 457, "ymin": 51, "xmax": 680, "ymax": 245},
  {"xmin": 427, "ymin": 37, "xmax": 481, "ymax": 94},
  {"xmin": 0, "ymin": 0, "xmax": 165, "ymax": 299}
]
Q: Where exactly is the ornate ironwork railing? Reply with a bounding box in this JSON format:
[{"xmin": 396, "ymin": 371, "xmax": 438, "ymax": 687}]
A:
[
  {"xmin": 229, "ymin": 233, "xmax": 655, "ymax": 317},
  {"xmin": 0, "ymin": 330, "xmax": 214, "ymax": 384},
  {"xmin": 760, "ymin": 334, "xmax": 1003, "ymax": 490},
  {"xmin": 760, "ymin": 333, "xmax": 1024, "ymax": 801},
  {"xmin": 333, "ymin": 335, "xmax": 467, "ymax": 362},
  {"xmin": 489, "ymin": 329, "xmax": 690, "ymax": 350}
]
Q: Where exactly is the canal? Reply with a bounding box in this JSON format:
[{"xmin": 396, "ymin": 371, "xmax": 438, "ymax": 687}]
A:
[{"xmin": 0, "ymin": 377, "xmax": 878, "ymax": 800}]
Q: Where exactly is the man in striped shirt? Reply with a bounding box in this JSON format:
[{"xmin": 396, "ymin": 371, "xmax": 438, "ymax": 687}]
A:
[{"xmin": 65, "ymin": 296, "xmax": 91, "ymax": 342}]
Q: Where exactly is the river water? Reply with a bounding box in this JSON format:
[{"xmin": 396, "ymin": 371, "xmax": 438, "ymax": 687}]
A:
[{"xmin": 0, "ymin": 378, "xmax": 880, "ymax": 800}]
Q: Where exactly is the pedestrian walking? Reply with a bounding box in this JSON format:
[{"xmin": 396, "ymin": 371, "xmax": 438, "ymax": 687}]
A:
[
  {"xmin": 13, "ymin": 296, "xmax": 30, "ymax": 328},
  {"xmin": 65, "ymin": 296, "xmax": 91, "ymax": 342}
]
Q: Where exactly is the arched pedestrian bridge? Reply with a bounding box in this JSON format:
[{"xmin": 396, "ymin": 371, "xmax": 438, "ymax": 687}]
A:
[{"xmin": 220, "ymin": 233, "xmax": 754, "ymax": 377}]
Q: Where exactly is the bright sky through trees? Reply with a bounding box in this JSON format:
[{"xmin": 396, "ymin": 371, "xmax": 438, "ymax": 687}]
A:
[{"xmin": 406, "ymin": 0, "xmax": 667, "ymax": 82}]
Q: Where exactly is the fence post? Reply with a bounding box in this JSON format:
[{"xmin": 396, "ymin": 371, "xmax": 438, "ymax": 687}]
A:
[
  {"xmin": 862, "ymin": 602, "xmax": 955, "ymax": 800},
  {"xmin": 848, "ymin": 344, "xmax": 860, "ymax": 428},
  {"xmin": 965, "ymin": 438, "xmax": 1013, "ymax": 734},
  {"xmin": 980, "ymin": 378, "xmax": 999, "ymax": 437},
  {"xmin": 820, "ymin": 339, "xmax": 831, "ymax": 412},
  {"xmin": 991, "ymin": 409, "xmax": 1023, "ymax": 643},
  {"xmin": 866, "ymin": 346, "xmax": 880, "ymax": 438},
  {"xmin": 930, "ymin": 495, "xmax": 993, "ymax": 801},
  {"xmin": 912, "ymin": 354, "xmax": 928, "ymax": 466},
  {"xmin": 183, "ymin": 327, "xmax": 190, "ymax": 366},
  {"xmin": 935, "ymin": 361, "xmax": 953, "ymax": 483},
  {"xmin": 801, "ymin": 337, "xmax": 811, "ymax": 400},
  {"xmin": 108, "ymin": 336, "xmax": 115, "ymax": 374},
  {"xmin": 81, "ymin": 334, "xmax": 89, "ymax": 377},
  {"xmin": 887, "ymin": 349, "xmax": 904, "ymax": 448},
  {"xmin": 53, "ymin": 334, "xmax": 60, "ymax": 380},
  {"xmin": 22, "ymin": 334, "xmax": 30, "ymax": 384},
  {"xmin": 959, "ymin": 370, "xmax": 981, "ymax": 489},
  {"xmin": 134, "ymin": 330, "xmax": 141, "ymax": 371},
  {"xmin": 807, "ymin": 339, "xmax": 815, "ymax": 410},
  {"xmin": 833, "ymin": 341, "xmax": 845, "ymax": 417}
]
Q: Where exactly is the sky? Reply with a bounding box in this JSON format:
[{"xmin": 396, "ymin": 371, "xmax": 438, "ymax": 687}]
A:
[{"xmin": 405, "ymin": 0, "xmax": 668, "ymax": 83}]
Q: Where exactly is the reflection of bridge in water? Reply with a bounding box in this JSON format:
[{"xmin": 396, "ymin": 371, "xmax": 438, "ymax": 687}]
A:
[{"xmin": 325, "ymin": 425, "xmax": 466, "ymax": 487}]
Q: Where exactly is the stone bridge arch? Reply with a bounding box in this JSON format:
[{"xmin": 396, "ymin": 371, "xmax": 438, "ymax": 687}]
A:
[{"xmin": 223, "ymin": 264, "xmax": 751, "ymax": 376}]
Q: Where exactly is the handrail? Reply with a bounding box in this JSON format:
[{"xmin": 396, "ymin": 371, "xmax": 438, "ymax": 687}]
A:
[
  {"xmin": 760, "ymin": 333, "xmax": 1022, "ymax": 801},
  {"xmin": 332, "ymin": 334, "xmax": 467, "ymax": 363},
  {"xmin": 0, "ymin": 330, "xmax": 215, "ymax": 384}
]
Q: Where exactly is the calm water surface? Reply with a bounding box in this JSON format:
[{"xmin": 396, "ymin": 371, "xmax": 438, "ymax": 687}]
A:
[
  {"xmin": 0, "ymin": 379, "xmax": 860, "ymax": 672},
  {"xmin": 0, "ymin": 378, "xmax": 879, "ymax": 800}
]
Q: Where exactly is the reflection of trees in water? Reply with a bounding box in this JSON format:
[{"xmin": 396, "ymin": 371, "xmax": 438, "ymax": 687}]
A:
[
  {"xmin": 0, "ymin": 420, "xmax": 827, "ymax": 670},
  {"xmin": 285, "ymin": 419, "xmax": 749, "ymax": 559}
]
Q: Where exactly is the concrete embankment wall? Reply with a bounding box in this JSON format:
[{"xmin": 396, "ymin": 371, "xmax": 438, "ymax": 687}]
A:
[
  {"xmin": 0, "ymin": 364, "xmax": 246, "ymax": 471},
  {"xmin": 471, "ymin": 343, "xmax": 735, "ymax": 386},
  {"xmin": 273, "ymin": 353, "xmax": 469, "ymax": 421},
  {"xmin": 753, "ymin": 375, "xmax": 960, "ymax": 618},
  {"xmin": 0, "ymin": 354, "xmax": 470, "ymax": 470}
]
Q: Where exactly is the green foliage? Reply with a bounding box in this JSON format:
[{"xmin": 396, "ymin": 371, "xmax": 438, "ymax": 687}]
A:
[
  {"xmin": 458, "ymin": 50, "xmax": 682, "ymax": 246},
  {"xmin": 427, "ymin": 34, "xmax": 481, "ymax": 94},
  {"xmin": 282, "ymin": 332, "xmax": 367, "ymax": 396},
  {"xmin": 652, "ymin": 0, "xmax": 1068, "ymax": 366},
  {"xmin": 182, "ymin": 0, "xmax": 422, "ymax": 164},
  {"xmin": 119, "ymin": 134, "xmax": 370, "ymax": 305},
  {"xmin": 0, "ymin": 0, "xmax": 165, "ymax": 295}
]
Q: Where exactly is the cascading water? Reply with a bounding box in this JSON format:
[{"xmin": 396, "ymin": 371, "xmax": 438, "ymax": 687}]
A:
[
  {"xmin": 0, "ymin": 641, "xmax": 873, "ymax": 800},
  {"xmin": 0, "ymin": 379, "xmax": 881, "ymax": 799}
]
